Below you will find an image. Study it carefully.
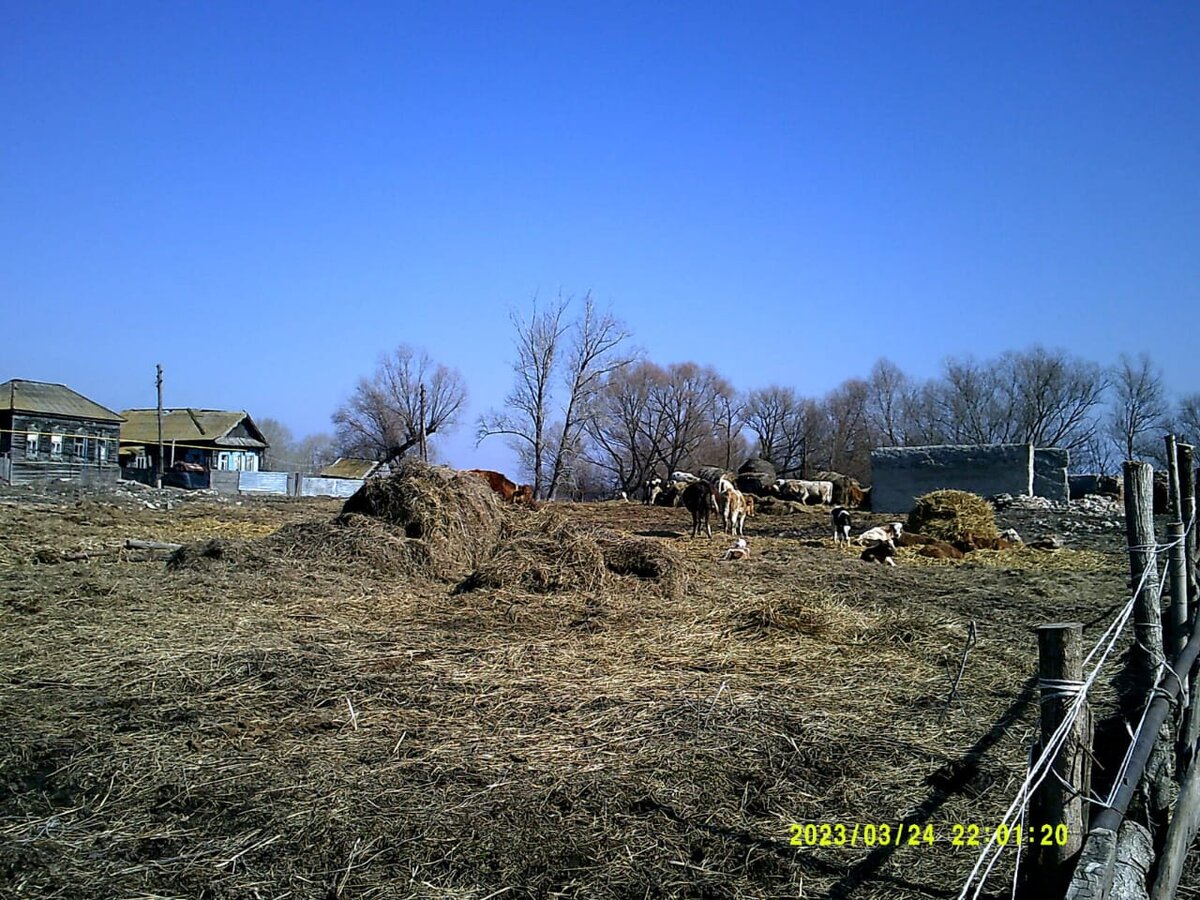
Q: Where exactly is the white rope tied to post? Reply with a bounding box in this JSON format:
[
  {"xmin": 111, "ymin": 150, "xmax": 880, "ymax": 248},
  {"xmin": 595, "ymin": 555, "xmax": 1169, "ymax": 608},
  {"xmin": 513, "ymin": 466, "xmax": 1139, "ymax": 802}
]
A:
[{"xmin": 1036, "ymin": 678, "xmax": 1085, "ymax": 704}]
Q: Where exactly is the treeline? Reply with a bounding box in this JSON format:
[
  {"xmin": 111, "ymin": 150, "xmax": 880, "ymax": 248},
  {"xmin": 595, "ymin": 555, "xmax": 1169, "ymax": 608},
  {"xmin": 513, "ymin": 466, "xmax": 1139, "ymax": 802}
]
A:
[{"xmin": 328, "ymin": 294, "xmax": 1199, "ymax": 498}]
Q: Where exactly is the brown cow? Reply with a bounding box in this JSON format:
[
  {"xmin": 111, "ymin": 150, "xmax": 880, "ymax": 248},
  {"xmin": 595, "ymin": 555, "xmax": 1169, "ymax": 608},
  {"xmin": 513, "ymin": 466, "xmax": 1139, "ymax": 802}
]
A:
[{"xmin": 463, "ymin": 469, "xmax": 520, "ymax": 503}]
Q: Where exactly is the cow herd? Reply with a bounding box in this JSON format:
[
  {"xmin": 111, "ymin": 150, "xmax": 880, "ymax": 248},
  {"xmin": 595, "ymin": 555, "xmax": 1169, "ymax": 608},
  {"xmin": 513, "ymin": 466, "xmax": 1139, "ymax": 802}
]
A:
[{"xmin": 461, "ymin": 464, "xmax": 902, "ymax": 566}]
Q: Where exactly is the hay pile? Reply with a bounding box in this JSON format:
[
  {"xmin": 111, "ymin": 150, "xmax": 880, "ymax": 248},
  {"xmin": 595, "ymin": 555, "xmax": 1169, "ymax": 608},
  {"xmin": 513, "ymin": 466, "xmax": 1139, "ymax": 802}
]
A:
[
  {"xmin": 907, "ymin": 490, "xmax": 998, "ymax": 542},
  {"xmin": 458, "ymin": 513, "xmax": 685, "ymax": 597},
  {"xmin": 340, "ymin": 459, "xmax": 506, "ymax": 578}
]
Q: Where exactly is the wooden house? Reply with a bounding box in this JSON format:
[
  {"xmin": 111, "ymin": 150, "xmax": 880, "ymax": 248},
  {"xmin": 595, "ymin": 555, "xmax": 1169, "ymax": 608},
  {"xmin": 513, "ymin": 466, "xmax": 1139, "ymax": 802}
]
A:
[
  {"xmin": 0, "ymin": 379, "xmax": 124, "ymax": 485},
  {"xmin": 119, "ymin": 408, "xmax": 269, "ymax": 476}
]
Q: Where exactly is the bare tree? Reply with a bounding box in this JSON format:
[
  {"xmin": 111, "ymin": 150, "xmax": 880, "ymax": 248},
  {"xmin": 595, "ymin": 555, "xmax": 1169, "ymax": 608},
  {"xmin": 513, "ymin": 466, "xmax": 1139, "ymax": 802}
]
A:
[
  {"xmin": 257, "ymin": 417, "xmax": 296, "ymax": 470},
  {"xmin": 333, "ymin": 345, "xmax": 468, "ymax": 462},
  {"xmin": 1177, "ymin": 392, "xmax": 1200, "ymax": 450},
  {"xmin": 864, "ymin": 359, "xmax": 912, "ymax": 447},
  {"xmin": 583, "ymin": 361, "xmax": 664, "ymax": 493},
  {"xmin": 583, "ymin": 361, "xmax": 735, "ymax": 492},
  {"xmin": 1000, "ymin": 347, "xmax": 1107, "ymax": 451},
  {"xmin": 745, "ymin": 386, "xmax": 809, "ymax": 474},
  {"xmin": 710, "ymin": 390, "xmax": 747, "ymax": 471},
  {"xmin": 816, "ymin": 378, "xmax": 872, "ymax": 480},
  {"xmin": 1107, "ymin": 352, "xmax": 1168, "ymax": 461},
  {"xmin": 545, "ymin": 296, "xmax": 635, "ymax": 499},
  {"xmin": 296, "ymin": 432, "xmax": 338, "ymax": 473},
  {"xmin": 477, "ymin": 296, "xmax": 570, "ymax": 497}
]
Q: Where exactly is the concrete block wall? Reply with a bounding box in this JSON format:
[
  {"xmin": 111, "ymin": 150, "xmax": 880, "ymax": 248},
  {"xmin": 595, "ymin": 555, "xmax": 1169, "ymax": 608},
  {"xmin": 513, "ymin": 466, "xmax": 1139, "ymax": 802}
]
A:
[
  {"xmin": 869, "ymin": 443, "xmax": 1034, "ymax": 514},
  {"xmin": 1033, "ymin": 448, "xmax": 1070, "ymax": 501}
]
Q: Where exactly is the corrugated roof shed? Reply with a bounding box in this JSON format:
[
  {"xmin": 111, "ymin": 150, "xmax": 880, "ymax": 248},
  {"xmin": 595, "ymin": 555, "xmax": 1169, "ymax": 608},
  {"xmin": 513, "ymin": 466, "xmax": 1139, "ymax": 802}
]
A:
[
  {"xmin": 319, "ymin": 457, "xmax": 379, "ymax": 479},
  {"xmin": 0, "ymin": 379, "xmax": 124, "ymax": 422},
  {"xmin": 119, "ymin": 409, "xmax": 268, "ymax": 448}
]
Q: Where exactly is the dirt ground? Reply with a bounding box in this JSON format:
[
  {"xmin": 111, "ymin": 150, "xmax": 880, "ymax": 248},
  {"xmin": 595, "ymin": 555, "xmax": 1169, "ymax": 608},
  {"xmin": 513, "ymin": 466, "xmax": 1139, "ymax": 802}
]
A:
[{"xmin": 1, "ymin": 481, "xmax": 1194, "ymax": 899}]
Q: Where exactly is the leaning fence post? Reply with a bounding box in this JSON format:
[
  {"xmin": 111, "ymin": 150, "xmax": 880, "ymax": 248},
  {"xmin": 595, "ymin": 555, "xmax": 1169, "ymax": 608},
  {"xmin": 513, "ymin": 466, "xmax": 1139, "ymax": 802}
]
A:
[{"xmin": 1031, "ymin": 623, "xmax": 1088, "ymax": 893}]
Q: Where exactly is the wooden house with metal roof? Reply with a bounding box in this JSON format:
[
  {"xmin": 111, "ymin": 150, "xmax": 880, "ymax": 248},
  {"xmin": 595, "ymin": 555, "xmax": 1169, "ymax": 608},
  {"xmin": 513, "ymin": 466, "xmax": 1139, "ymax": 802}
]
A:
[
  {"xmin": 0, "ymin": 379, "xmax": 124, "ymax": 485},
  {"xmin": 119, "ymin": 408, "xmax": 269, "ymax": 476},
  {"xmin": 317, "ymin": 457, "xmax": 381, "ymax": 480}
]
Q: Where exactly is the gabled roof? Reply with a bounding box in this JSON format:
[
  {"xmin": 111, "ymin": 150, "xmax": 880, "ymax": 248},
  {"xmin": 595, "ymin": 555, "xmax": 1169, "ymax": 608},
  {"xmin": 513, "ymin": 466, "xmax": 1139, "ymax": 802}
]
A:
[
  {"xmin": 119, "ymin": 408, "xmax": 268, "ymax": 449},
  {"xmin": 319, "ymin": 457, "xmax": 379, "ymax": 479},
  {"xmin": 0, "ymin": 379, "xmax": 124, "ymax": 423}
]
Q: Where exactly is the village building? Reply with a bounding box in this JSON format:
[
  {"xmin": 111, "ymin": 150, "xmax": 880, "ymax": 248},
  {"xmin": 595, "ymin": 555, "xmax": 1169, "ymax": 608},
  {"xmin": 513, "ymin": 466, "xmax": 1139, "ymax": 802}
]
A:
[
  {"xmin": 318, "ymin": 457, "xmax": 381, "ymax": 479},
  {"xmin": 0, "ymin": 379, "xmax": 124, "ymax": 485},
  {"xmin": 119, "ymin": 408, "xmax": 269, "ymax": 477}
]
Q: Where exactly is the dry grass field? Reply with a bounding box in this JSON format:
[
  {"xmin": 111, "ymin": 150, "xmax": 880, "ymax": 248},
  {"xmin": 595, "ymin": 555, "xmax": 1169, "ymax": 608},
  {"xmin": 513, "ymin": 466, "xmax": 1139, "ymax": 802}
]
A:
[{"xmin": 0, "ymin": 475, "xmax": 1164, "ymax": 899}]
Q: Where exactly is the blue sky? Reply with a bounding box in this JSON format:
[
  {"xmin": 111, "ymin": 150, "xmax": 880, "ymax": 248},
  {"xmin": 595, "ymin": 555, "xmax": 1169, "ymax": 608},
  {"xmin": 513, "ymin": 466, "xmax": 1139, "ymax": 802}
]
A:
[{"xmin": 3, "ymin": 2, "xmax": 1198, "ymax": 472}]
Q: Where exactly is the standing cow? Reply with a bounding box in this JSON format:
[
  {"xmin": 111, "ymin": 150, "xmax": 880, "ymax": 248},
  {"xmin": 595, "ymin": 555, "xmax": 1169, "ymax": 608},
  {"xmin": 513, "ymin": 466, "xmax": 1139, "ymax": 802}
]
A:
[{"xmin": 681, "ymin": 481, "xmax": 719, "ymax": 538}]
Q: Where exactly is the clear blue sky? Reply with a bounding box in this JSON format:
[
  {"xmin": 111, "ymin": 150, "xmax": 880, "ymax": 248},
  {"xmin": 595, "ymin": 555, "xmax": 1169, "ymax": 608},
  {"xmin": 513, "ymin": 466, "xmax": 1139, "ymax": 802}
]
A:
[{"xmin": 3, "ymin": 2, "xmax": 1198, "ymax": 472}]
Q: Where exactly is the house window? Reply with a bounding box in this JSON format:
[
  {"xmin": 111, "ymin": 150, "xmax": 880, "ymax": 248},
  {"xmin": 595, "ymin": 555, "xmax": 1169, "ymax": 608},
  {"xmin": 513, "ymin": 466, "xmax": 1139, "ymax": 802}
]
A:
[
  {"xmin": 218, "ymin": 452, "xmax": 230, "ymax": 471},
  {"xmin": 50, "ymin": 433, "xmax": 63, "ymax": 458},
  {"xmin": 73, "ymin": 436, "xmax": 86, "ymax": 458},
  {"xmin": 98, "ymin": 441, "xmax": 108, "ymax": 464},
  {"xmin": 25, "ymin": 432, "xmax": 39, "ymax": 458},
  {"xmin": 247, "ymin": 454, "xmax": 259, "ymax": 472}
]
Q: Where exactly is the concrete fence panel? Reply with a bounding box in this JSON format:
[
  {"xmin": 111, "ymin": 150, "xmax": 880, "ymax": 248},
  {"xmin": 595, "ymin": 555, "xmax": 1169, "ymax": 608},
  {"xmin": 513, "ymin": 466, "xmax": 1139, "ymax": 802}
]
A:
[{"xmin": 869, "ymin": 443, "xmax": 1035, "ymax": 514}]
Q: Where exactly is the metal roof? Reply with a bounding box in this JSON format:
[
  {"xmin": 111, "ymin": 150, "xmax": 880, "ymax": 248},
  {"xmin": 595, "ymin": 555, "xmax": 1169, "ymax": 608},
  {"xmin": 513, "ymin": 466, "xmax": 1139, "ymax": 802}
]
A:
[
  {"xmin": 0, "ymin": 379, "xmax": 124, "ymax": 422},
  {"xmin": 319, "ymin": 457, "xmax": 380, "ymax": 479},
  {"xmin": 119, "ymin": 408, "xmax": 268, "ymax": 448}
]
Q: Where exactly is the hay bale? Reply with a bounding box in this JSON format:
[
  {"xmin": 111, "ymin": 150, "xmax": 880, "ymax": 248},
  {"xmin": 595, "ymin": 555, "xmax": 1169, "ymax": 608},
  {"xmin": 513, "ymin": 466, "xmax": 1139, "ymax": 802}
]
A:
[
  {"xmin": 753, "ymin": 496, "xmax": 806, "ymax": 515},
  {"xmin": 267, "ymin": 515, "xmax": 432, "ymax": 576},
  {"xmin": 596, "ymin": 533, "xmax": 686, "ymax": 598},
  {"xmin": 167, "ymin": 538, "xmax": 268, "ymax": 571},
  {"xmin": 340, "ymin": 458, "xmax": 506, "ymax": 578},
  {"xmin": 907, "ymin": 490, "xmax": 998, "ymax": 543}
]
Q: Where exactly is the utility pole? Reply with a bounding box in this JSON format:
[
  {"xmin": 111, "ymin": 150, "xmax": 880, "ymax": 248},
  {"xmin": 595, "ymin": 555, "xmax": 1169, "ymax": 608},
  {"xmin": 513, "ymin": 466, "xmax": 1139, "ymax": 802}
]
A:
[
  {"xmin": 156, "ymin": 364, "xmax": 164, "ymax": 489},
  {"xmin": 418, "ymin": 383, "xmax": 428, "ymax": 461}
]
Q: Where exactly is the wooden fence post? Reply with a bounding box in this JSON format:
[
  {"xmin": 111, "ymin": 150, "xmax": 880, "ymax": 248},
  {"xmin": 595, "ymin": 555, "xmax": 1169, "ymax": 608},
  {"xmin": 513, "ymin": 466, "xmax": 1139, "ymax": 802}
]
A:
[
  {"xmin": 1165, "ymin": 435, "xmax": 1181, "ymax": 520},
  {"xmin": 1031, "ymin": 623, "xmax": 1088, "ymax": 893},
  {"xmin": 1123, "ymin": 462, "xmax": 1164, "ymax": 704},
  {"xmin": 1176, "ymin": 443, "xmax": 1196, "ymax": 605},
  {"xmin": 1167, "ymin": 522, "xmax": 1188, "ymax": 659},
  {"xmin": 1122, "ymin": 461, "xmax": 1175, "ymax": 820}
]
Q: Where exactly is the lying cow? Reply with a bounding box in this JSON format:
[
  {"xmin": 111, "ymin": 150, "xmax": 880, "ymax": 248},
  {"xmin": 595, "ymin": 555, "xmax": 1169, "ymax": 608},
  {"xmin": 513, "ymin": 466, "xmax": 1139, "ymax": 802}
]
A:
[
  {"xmin": 681, "ymin": 480, "xmax": 719, "ymax": 538},
  {"xmin": 861, "ymin": 541, "xmax": 897, "ymax": 566},
  {"xmin": 671, "ymin": 471, "xmax": 701, "ymax": 484},
  {"xmin": 721, "ymin": 538, "xmax": 750, "ymax": 561},
  {"xmin": 832, "ymin": 506, "xmax": 852, "ymax": 544},
  {"xmin": 774, "ymin": 479, "xmax": 835, "ymax": 505},
  {"xmin": 856, "ymin": 522, "xmax": 904, "ymax": 545}
]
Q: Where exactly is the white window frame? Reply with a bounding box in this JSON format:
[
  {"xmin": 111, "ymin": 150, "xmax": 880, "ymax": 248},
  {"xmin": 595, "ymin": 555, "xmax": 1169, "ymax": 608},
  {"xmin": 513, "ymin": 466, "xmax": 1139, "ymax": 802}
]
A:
[
  {"xmin": 50, "ymin": 433, "xmax": 63, "ymax": 459},
  {"xmin": 26, "ymin": 432, "xmax": 39, "ymax": 458},
  {"xmin": 73, "ymin": 436, "xmax": 86, "ymax": 458},
  {"xmin": 98, "ymin": 441, "xmax": 108, "ymax": 464}
]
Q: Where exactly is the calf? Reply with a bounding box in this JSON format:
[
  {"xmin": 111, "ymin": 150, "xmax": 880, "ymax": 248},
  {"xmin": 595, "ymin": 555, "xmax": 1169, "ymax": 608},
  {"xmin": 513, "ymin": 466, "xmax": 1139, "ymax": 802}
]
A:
[
  {"xmin": 721, "ymin": 538, "xmax": 750, "ymax": 561},
  {"xmin": 721, "ymin": 487, "xmax": 749, "ymax": 536},
  {"xmin": 681, "ymin": 480, "xmax": 718, "ymax": 538},
  {"xmin": 860, "ymin": 541, "xmax": 897, "ymax": 566},
  {"xmin": 831, "ymin": 506, "xmax": 852, "ymax": 544},
  {"xmin": 512, "ymin": 484, "xmax": 537, "ymax": 507},
  {"xmin": 856, "ymin": 522, "xmax": 904, "ymax": 545},
  {"xmin": 644, "ymin": 477, "xmax": 663, "ymax": 505}
]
